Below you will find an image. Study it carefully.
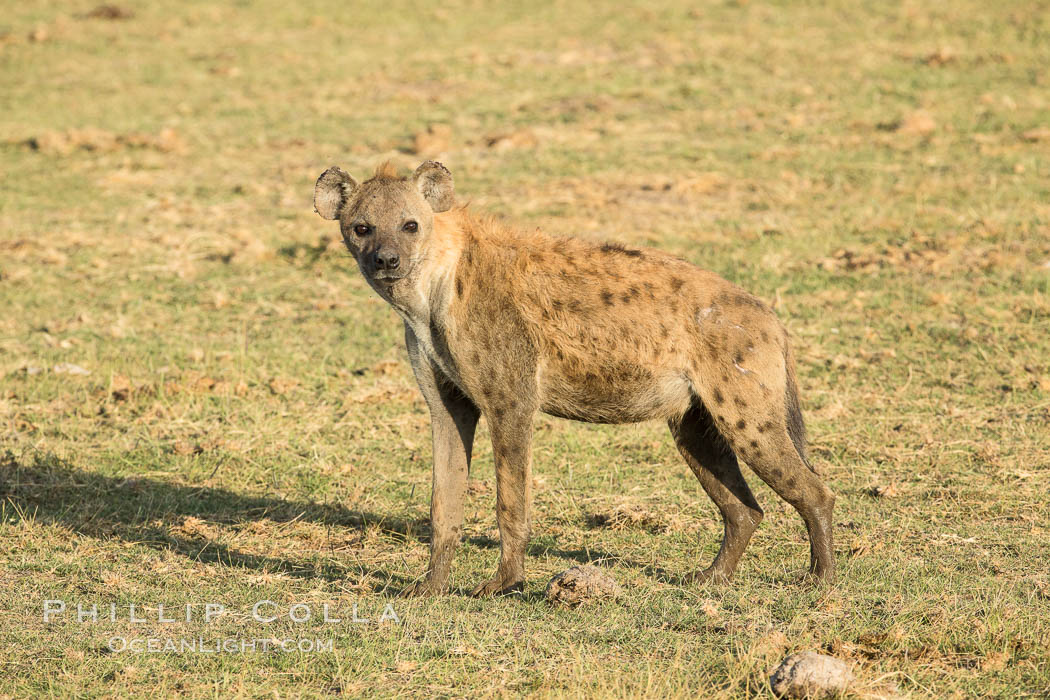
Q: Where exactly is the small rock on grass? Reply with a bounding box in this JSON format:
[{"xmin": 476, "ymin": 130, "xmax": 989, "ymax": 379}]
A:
[
  {"xmin": 545, "ymin": 565, "xmax": 620, "ymax": 607},
  {"xmin": 769, "ymin": 652, "xmax": 853, "ymax": 698}
]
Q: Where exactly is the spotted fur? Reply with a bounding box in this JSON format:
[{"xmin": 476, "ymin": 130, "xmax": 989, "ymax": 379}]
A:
[{"xmin": 313, "ymin": 161, "xmax": 837, "ymax": 596}]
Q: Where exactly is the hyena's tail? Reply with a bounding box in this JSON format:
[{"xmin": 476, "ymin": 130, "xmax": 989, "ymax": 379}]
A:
[{"xmin": 783, "ymin": 342, "xmax": 817, "ymax": 474}]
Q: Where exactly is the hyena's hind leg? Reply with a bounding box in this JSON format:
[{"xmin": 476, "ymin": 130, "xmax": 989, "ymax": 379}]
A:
[
  {"xmin": 669, "ymin": 402, "xmax": 764, "ymax": 584},
  {"xmin": 717, "ymin": 384, "xmax": 837, "ymax": 582}
]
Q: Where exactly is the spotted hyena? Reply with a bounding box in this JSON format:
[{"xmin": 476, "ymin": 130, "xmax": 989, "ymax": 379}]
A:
[{"xmin": 313, "ymin": 161, "xmax": 836, "ymax": 597}]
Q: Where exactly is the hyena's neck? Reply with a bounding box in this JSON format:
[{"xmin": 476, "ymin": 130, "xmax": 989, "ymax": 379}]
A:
[
  {"xmin": 404, "ymin": 210, "xmax": 466, "ymax": 323},
  {"xmin": 388, "ymin": 210, "xmax": 473, "ymax": 379}
]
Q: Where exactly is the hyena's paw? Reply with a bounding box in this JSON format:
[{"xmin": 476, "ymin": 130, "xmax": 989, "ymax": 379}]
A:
[
  {"xmin": 469, "ymin": 577, "xmax": 524, "ymax": 598},
  {"xmin": 398, "ymin": 578, "xmax": 447, "ymax": 598},
  {"xmin": 801, "ymin": 565, "xmax": 836, "ymax": 587},
  {"xmin": 683, "ymin": 567, "xmax": 733, "ymax": 586}
]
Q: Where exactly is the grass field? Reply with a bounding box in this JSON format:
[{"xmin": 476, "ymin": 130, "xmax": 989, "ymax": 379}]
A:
[{"xmin": 2, "ymin": 0, "xmax": 1050, "ymax": 696}]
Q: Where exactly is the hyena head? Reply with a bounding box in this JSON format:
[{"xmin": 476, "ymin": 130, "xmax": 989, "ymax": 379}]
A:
[{"xmin": 313, "ymin": 161, "xmax": 454, "ymax": 287}]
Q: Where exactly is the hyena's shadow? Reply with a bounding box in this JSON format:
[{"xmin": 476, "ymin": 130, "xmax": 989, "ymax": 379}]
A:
[
  {"xmin": 464, "ymin": 533, "xmax": 678, "ymax": 588},
  {"xmin": 0, "ymin": 450, "xmax": 427, "ymax": 594},
  {"xmin": 2, "ymin": 450, "xmax": 675, "ymax": 596}
]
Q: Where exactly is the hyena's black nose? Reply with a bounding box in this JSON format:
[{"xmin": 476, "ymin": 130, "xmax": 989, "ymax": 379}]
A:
[{"xmin": 374, "ymin": 250, "xmax": 400, "ymax": 271}]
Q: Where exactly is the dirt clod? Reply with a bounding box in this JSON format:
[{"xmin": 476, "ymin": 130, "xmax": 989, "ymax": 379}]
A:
[
  {"xmin": 769, "ymin": 652, "xmax": 853, "ymax": 699},
  {"xmin": 545, "ymin": 565, "xmax": 621, "ymax": 607}
]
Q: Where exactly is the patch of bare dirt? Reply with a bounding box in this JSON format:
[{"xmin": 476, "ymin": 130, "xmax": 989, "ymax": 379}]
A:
[
  {"xmin": 878, "ymin": 109, "xmax": 937, "ymax": 136},
  {"xmin": 79, "ymin": 5, "xmax": 135, "ymax": 20},
  {"xmin": 484, "ymin": 128, "xmax": 538, "ymax": 151},
  {"xmin": 410, "ymin": 124, "xmax": 452, "ymax": 156},
  {"xmin": 25, "ymin": 127, "xmax": 185, "ymax": 155},
  {"xmin": 816, "ymin": 231, "xmax": 1030, "ymax": 275},
  {"xmin": 1021, "ymin": 127, "xmax": 1050, "ymax": 143},
  {"xmin": 585, "ymin": 499, "xmax": 667, "ymax": 532}
]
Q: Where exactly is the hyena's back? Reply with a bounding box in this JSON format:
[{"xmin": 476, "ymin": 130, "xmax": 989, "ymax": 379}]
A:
[{"xmin": 466, "ymin": 233, "xmax": 794, "ymax": 427}]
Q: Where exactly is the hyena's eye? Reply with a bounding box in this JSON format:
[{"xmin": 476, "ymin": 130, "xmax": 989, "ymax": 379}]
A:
[
  {"xmin": 353, "ymin": 224, "xmax": 371, "ymax": 236},
  {"xmin": 402, "ymin": 220, "xmax": 418, "ymax": 233}
]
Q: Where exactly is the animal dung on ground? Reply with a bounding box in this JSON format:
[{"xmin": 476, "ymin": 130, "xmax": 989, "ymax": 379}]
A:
[
  {"xmin": 769, "ymin": 652, "xmax": 854, "ymax": 699},
  {"xmin": 545, "ymin": 565, "xmax": 621, "ymax": 606}
]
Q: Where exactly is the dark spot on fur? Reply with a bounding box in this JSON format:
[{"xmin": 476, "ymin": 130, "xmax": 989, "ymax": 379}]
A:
[
  {"xmin": 771, "ymin": 467, "xmax": 782, "ymax": 479},
  {"xmin": 735, "ymin": 293, "xmax": 767, "ymax": 311},
  {"xmin": 713, "ymin": 388, "xmax": 725, "ymax": 404},
  {"xmin": 736, "ymin": 419, "xmax": 746, "ymax": 429},
  {"xmin": 670, "ymin": 277, "xmax": 684, "ymax": 292},
  {"xmin": 455, "ymin": 276, "xmax": 463, "ymax": 297},
  {"xmin": 493, "ymin": 407, "xmax": 505, "ymax": 420},
  {"xmin": 734, "ymin": 350, "xmax": 745, "ymax": 364},
  {"xmin": 757, "ymin": 424, "xmax": 766, "ymax": 433},
  {"xmin": 717, "ymin": 415, "xmax": 726, "ymax": 423},
  {"xmin": 713, "ymin": 289, "xmax": 764, "ymax": 312},
  {"xmin": 750, "ymin": 440, "xmax": 759, "ymax": 448},
  {"xmin": 621, "ymin": 292, "xmax": 631, "ymax": 304},
  {"xmin": 552, "ymin": 299, "xmax": 563, "ymax": 311},
  {"xmin": 569, "ymin": 300, "xmax": 582, "ymax": 312},
  {"xmin": 601, "ymin": 242, "xmax": 642, "ymax": 257},
  {"xmin": 601, "ymin": 290, "xmax": 614, "ymax": 306},
  {"xmin": 628, "ymin": 286, "xmax": 639, "ymax": 298},
  {"xmin": 734, "ymin": 397, "xmax": 747, "ymax": 408},
  {"xmin": 471, "ymin": 351, "xmax": 480, "ymax": 365},
  {"xmin": 761, "ymin": 330, "xmax": 769, "ymax": 342},
  {"xmin": 661, "ymin": 325, "xmax": 670, "ymax": 339}
]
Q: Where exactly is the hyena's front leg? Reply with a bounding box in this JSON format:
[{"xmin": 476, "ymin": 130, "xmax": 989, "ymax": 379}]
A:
[
  {"xmin": 400, "ymin": 331, "xmax": 479, "ymax": 597},
  {"xmin": 470, "ymin": 400, "xmax": 535, "ymax": 597}
]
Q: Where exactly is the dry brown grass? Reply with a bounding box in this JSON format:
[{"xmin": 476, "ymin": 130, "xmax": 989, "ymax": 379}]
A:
[{"xmin": 2, "ymin": 0, "xmax": 1050, "ymax": 697}]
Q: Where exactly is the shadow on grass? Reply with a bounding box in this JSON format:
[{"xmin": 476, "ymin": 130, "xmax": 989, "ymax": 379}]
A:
[
  {"xmin": 1, "ymin": 450, "xmax": 675, "ymax": 595},
  {"xmin": 277, "ymin": 239, "xmax": 345, "ymax": 268},
  {"xmin": 466, "ymin": 533, "xmax": 678, "ymax": 585},
  {"xmin": 0, "ymin": 450, "xmax": 425, "ymax": 595}
]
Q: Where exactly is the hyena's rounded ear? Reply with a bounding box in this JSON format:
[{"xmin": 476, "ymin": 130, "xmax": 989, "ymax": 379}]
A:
[
  {"xmin": 413, "ymin": 161, "xmax": 454, "ymax": 213},
  {"xmin": 313, "ymin": 166, "xmax": 358, "ymax": 220}
]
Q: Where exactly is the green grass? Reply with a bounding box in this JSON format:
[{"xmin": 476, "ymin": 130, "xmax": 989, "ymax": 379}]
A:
[{"xmin": 2, "ymin": 0, "xmax": 1050, "ymax": 696}]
